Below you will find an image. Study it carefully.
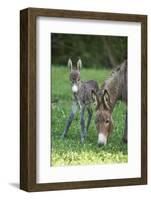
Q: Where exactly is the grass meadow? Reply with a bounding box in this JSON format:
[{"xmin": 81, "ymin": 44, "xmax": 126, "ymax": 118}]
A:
[{"xmin": 51, "ymin": 66, "xmax": 128, "ymax": 166}]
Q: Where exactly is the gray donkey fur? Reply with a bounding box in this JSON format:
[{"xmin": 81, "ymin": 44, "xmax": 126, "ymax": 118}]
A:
[
  {"xmin": 61, "ymin": 58, "xmax": 99, "ymax": 143},
  {"xmin": 93, "ymin": 60, "xmax": 127, "ymax": 146}
]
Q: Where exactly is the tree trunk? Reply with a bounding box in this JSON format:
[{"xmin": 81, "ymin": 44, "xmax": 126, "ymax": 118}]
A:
[{"xmin": 103, "ymin": 38, "xmax": 117, "ymax": 68}]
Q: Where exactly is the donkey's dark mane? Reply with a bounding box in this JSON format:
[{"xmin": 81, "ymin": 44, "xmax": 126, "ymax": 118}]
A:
[{"xmin": 103, "ymin": 60, "xmax": 127, "ymax": 88}]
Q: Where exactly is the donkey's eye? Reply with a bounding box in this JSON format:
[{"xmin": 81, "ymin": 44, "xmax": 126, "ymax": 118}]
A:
[{"xmin": 105, "ymin": 119, "xmax": 109, "ymax": 124}]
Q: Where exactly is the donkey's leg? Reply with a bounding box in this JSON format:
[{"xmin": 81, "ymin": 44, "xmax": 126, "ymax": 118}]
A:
[
  {"xmin": 80, "ymin": 106, "xmax": 87, "ymax": 143},
  {"xmin": 122, "ymin": 111, "xmax": 127, "ymax": 143},
  {"xmin": 61, "ymin": 102, "xmax": 78, "ymax": 139},
  {"xmin": 86, "ymin": 108, "xmax": 93, "ymax": 132}
]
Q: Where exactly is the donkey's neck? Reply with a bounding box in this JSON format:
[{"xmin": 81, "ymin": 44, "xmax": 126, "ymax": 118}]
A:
[
  {"xmin": 73, "ymin": 80, "xmax": 82, "ymax": 100},
  {"xmin": 77, "ymin": 80, "xmax": 83, "ymax": 94},
  {"xmin": 101, "ymin": 60, "xmax": 127, "ymax": 112}
]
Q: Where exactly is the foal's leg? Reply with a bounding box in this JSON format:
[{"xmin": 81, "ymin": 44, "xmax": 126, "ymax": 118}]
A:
[
  {"xmin": 61, "ymin": 102, "xmax": 78, "ymax": 139},
  {"xmin": 122, "ymin": 111, "xmax": 127, "ymax": 143},
  {"xmin": 80, "ymin": 106, "xmax": 87, "ymax": 143},
  {"xmin": 86, "ymin": 108, "xmax": 93, "ymax": 132}
]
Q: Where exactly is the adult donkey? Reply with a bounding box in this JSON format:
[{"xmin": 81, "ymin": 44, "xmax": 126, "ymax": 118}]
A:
[{"xmin": 93, "ymin": 60, "xmax": 127, "ymax": 146}]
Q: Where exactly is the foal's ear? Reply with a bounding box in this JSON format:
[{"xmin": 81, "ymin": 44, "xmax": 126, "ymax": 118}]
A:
[
  {"xmin": 68, "ymin": 58, "xmax": 73, "ymax": 71},
  {"xmin": 77, "ymin": 58, "xmax": 82, "ymax": 70},
  {"xmin": 103, "ymin": 89, "xmax": 111, "ymax": 110}
]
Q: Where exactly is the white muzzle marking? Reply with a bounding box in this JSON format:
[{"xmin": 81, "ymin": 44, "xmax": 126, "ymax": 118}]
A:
[
  {"xmin": 72, "ymin": 85, "xmax": 78, "ymax": 93},
  {"xmin": 98, "ymin": 133, "xmax": 107, "ymax": 145}
]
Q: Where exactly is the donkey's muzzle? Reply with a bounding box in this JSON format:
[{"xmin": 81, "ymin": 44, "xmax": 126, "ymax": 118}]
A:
[
  {"xmin": 98, "ymin": 133, "xmax": 107, "ymax": 147},
  {"xmin": 72, "ymin": 84, "xmax": 78, "ymax": 93}
]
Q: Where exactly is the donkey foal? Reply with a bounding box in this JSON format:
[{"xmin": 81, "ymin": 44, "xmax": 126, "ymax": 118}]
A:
[{"xmin": 61, "ymin": 58, "xmax": 99, "ymax": 143}]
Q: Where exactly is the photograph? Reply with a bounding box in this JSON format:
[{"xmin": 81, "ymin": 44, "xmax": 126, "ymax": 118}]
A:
[
  {"xmin": 20, "ymin": 8, "xmax": 147, "ymax": 191},
  {"xmin": 51, "ymin": 33, "xmax": 128, "ymax": 166}
]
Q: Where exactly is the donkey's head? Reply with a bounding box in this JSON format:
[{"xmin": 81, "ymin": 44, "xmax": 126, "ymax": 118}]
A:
[
  {"xmin": 68, "ymin": 58, "xmax": 82, "ymax": 94},
  {"xmin": 93, "ymin": 89, "xmax": 113, "ymax": 146}
]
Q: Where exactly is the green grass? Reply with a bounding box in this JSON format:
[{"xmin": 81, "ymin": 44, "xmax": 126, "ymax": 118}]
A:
[{"xmin": 51, "ymin": 66, "xmax": 127, "ymax": 166}]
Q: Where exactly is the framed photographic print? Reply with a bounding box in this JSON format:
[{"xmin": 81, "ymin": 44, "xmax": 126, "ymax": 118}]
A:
[{"xmin": 20, "ymin": 8, "xmax": 147, "ymax": 191}]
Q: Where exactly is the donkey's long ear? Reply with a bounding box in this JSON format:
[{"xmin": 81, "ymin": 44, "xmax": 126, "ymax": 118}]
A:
[
  {"xmin": 77, "ymin": 58, "xmax": 82, "ymax": 70},
  {"xmin": 92, "ymin": 90, "xmax": 100, "ymax": 110},
  {"xmin": 103, "ymin": 89, "xmax": 111, "ymax": 110},
  {"xmin": 68, "ymin": 58, "xmax": 73, "ymax": 71}
]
